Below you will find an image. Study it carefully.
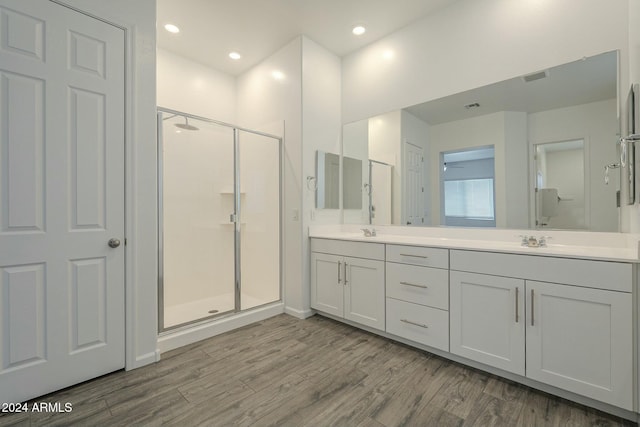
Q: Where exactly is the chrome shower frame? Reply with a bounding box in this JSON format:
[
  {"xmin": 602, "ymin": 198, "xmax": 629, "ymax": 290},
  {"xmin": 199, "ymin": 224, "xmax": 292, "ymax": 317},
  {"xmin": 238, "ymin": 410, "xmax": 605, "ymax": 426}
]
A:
[{"xmin": 156, "ymin": 107, "xmax": 284, "ymax": 333}]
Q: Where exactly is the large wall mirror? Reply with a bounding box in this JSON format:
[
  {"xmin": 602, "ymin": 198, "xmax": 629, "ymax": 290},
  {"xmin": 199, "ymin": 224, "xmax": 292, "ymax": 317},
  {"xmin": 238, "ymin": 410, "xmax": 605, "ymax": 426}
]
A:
[{"xmin": 342, "ymin": 50, "xmax": 621, "ymax": 232}]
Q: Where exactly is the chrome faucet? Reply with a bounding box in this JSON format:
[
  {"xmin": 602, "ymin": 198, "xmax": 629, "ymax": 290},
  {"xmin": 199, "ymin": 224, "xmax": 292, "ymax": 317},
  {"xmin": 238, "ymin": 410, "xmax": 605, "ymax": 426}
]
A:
[
  {"xmin": 361, "ymin": 228, "xmax": 376, "ymax": 237},
  {"xmin": 519, "ymin": 235, "xmax": 551, "ymax": 247},
  {"xmin": 538, "ymin": 236, "xmax": 551, "ymax": 247}
]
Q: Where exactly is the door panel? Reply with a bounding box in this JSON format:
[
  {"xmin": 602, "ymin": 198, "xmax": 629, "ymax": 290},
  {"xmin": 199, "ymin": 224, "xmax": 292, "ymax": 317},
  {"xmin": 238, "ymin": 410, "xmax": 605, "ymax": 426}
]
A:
[
  {"xmin": 526, "ymin": 281, "xmax": 633, "ymax": 410},
  {"xmin": 1, "ymin": 71, "xmax": 45, "ymax": 232},
  {"xmin": 450, "ymin": 271, "xmax": 525, "ymax": 375},
  {"xmin": 0, "ymin": 0, "xmax": 125, "ymax": 403},
  {"xmin": 2, "ymin": 263, "xmax": 45, "ymax": 370},
  {"xmin": 238, "ymin": 130, "xmax": 281, "ymax": 310},
  {"xmin": 310, "ymin": 253, "xmax": 342, "ymax": 317},
  {"xmin": 70, "ymin": 257, "xmax": 107, "ymax": 352},
  {"xmin": 160, "ymin": 115, "xmax": 235, "ymax": 328},
  {"xmin": 70, "ymin": 88, "xmax": 107, "ymax": 229},
  {"xmin": 344, "ymin": 257, "xmax": 385, "ymax": 330}
]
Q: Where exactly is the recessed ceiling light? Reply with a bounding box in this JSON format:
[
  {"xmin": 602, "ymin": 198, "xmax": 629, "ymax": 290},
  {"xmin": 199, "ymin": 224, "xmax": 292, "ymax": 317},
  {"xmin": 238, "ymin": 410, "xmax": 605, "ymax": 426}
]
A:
[
  {"xmin": 229, "ymin": 52, "xmax": 241, "ymax": 60},
  {"xmin": 352, "ymin": 25, "xmax": 366, "ymax": 36},
  {"xmin": 272, "ymin": 70, "xmax": 285, "ymax": 81},
  {"xmin": 164, "ymin": 23, "xmax": 180, "ymax": 34}
]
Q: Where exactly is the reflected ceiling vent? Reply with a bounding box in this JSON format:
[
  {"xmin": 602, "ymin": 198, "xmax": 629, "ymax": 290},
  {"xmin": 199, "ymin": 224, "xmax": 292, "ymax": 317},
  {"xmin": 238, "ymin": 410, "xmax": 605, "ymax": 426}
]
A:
[
  {"xmin": 464, "ymin": 102, "xmax": 480, "ymax": 110},
  {"xmin": 522, "ymin": 70, "xmax": 549, "ymax": 83}
]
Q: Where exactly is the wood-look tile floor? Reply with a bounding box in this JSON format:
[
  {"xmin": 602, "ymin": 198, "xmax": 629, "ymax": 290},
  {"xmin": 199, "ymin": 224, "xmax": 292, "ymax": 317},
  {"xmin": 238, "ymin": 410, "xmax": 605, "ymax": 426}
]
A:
[{"xmin": 0, "ymin": 314, "xmax": 635, "ymax": 427}]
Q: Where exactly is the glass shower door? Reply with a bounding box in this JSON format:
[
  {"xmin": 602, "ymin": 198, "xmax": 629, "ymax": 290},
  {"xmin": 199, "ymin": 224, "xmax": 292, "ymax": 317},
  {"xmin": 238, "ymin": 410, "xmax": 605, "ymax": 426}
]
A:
[
  {"xmin": 238, "ymin": 130, "xmax": 281, "ymax": 310},
  {"xmin": 159, "ymin": 112, "xmax": 236, "ymax": 329}
]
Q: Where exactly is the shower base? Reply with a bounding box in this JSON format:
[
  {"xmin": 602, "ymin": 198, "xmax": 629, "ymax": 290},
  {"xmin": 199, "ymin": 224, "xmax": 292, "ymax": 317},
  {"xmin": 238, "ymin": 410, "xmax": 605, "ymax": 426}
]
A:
[{"xmin": 164, "ymin": 292, "xmax": 269, "ymax": 328}]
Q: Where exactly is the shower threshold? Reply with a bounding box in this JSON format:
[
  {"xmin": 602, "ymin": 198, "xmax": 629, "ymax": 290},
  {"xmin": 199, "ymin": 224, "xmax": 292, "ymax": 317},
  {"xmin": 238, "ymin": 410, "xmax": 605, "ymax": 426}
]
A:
[{"xmin": 163, "ymin": 293, "xmax": 270, "ymax": 329}]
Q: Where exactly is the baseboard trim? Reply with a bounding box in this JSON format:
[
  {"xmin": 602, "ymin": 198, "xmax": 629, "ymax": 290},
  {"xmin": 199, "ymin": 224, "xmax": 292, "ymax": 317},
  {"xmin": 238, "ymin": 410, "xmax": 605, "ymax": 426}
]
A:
[
  {"xmin": 126, "ymin": 350, "xmax": 160, "ymax": 370},
  {"xmin": 284, "ymin": 306, "xmax": 315, "ymax": 319}
]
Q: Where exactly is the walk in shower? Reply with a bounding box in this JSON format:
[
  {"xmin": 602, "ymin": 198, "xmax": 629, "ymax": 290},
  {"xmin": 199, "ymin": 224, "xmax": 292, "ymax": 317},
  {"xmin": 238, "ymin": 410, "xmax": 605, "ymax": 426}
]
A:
[{"xmin": 157, "ymin": 108, "xmax": 282, "ymax": 331}]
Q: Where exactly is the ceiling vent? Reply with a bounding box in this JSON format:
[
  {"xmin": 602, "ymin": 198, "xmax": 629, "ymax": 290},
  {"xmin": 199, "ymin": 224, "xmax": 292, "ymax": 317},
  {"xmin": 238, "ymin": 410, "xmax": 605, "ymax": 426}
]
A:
[
  {"xmin": 522, "ymin": 70, "xmax": 549, "ymax": 83},
  {"xmin": 464, "ymin": 102, "xmax": 480, "ymax": 109}
]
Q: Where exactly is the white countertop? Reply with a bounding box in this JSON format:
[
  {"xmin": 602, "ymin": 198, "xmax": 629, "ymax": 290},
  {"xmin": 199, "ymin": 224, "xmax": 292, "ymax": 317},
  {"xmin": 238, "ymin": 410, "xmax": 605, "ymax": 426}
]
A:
[{"xmin": 308, "ymin": 225, "xmax": 640, "ymax": 263}]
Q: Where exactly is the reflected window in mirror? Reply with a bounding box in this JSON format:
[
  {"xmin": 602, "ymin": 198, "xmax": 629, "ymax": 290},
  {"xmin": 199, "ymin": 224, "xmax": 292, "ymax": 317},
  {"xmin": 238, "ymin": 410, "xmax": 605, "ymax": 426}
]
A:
[{"xmin": 441, "ymin": 146, "xmax": 496, "ymax": 227}]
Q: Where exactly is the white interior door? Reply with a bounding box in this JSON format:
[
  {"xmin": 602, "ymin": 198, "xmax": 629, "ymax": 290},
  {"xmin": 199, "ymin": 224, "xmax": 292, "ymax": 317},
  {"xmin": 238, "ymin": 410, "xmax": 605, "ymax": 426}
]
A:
[
  {"xmin": 0, "ymin": 0, "xmax": 125, "ymax": 403},
  {"xmin": 403, "ymin": 141, "xmax": 424, "ymax": 226}
]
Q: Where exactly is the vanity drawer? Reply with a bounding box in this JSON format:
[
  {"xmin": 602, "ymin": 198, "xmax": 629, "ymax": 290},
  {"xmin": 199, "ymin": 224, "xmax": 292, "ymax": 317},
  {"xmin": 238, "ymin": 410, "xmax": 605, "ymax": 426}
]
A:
[
  {"xmin": 386, "ymin": 262, "xmax": 448, "ymax": 310},
  {"xmin": 311, "ymin": 238, "xmax": 385, "ymax": 261},
  {"xmin": 386, "ymin": 298, "xmax": 449, "ymax": 351},
  {"xmin": 450, "ymin": 250, "xmax": 632, "ymax": 292},
  {"xmin": 386, "ymin": 244, "xmax": 448, "ymax": 269}
]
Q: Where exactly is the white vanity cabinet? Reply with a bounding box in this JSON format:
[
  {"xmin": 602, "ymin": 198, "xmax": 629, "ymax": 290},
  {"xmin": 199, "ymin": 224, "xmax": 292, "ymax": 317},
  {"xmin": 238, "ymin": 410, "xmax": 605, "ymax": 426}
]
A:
[
  {"xmin": 526, "ymin": 280, "xmax": 632, "ymax": 410},
  {"xmin": 310, "ymin": 238, "xmax": 385, "ymax": 331},
  {"xmin": 450, "ymin": 271, "xmax": 525, "ymax": 375},
  {"xmin": 450, "ymin": 250, "xmax": 633, "ymax": 410},
  {"xmin": 385, "ymin": 245, "xmax": 450, "ymax": 351}
]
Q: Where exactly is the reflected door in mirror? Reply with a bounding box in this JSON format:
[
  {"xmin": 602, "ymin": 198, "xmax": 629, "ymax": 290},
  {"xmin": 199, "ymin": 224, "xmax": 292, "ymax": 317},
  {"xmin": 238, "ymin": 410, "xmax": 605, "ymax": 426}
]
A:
[{"xmin": 534, "ymin": 140, "xmax": 585, "ymax": 229}]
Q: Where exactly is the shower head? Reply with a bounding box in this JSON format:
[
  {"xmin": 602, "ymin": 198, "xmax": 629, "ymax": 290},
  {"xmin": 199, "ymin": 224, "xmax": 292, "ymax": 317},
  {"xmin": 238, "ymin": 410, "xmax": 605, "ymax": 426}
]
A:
[{"xmin": 174, "ymin": 117, "xmax": 199, "ymax": 131}]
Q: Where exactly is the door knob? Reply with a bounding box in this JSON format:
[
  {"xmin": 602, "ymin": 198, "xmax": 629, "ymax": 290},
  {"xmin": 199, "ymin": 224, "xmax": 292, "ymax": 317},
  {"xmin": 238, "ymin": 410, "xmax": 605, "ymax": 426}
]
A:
[{"xmin": 108, "ymin": 238, "xmax": 121, "ymax": 248}]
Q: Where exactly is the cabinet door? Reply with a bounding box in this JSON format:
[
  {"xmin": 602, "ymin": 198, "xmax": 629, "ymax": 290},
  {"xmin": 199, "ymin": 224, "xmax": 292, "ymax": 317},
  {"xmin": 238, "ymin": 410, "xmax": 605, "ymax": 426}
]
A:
[
  {"xmin": 310, "ymin": 252, "xmax": 343, "ymax": 317},
  {"xmin": 450, "ymin": 271, "xmax": 525, "ymax": 375},
  {"xmin": 344, "ymin": 257, "xmax": 385, "ymax": 331},
  {"xmin": 526, "ymin": 281, "xmax": 633, "ymax": 410}
]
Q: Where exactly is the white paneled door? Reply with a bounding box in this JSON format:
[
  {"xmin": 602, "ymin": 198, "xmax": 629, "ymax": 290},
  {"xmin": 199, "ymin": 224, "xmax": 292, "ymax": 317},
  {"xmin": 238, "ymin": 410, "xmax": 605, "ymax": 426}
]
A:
[
  {"xmin": 0, "ymin": 0, "xmax": 125, "ymax": 403},
  {"xmin": 403, "ymin": 141, "xmax": 423, "ymax": 226}
]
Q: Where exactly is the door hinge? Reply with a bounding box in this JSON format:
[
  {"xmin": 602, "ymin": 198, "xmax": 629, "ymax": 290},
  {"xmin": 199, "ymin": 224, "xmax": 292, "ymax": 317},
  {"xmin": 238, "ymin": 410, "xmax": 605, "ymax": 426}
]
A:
[{"xmin": 124, "ymin": 238, "xmax": 127, "ymax": 246}]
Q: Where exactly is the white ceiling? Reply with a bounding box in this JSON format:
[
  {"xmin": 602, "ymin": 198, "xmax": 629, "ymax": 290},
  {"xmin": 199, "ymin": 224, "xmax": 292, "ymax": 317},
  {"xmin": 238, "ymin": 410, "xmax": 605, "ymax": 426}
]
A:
[{"xmin": 157, "ymin": 0, "xmax": 461, "ymax": 75}]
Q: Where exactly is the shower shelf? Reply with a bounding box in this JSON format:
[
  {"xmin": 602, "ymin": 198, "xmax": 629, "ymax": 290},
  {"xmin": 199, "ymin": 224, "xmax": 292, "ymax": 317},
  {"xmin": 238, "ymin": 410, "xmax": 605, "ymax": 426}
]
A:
[{"xmin": 219, "ymin": 191, "xmax": 246, "ymax": 195}]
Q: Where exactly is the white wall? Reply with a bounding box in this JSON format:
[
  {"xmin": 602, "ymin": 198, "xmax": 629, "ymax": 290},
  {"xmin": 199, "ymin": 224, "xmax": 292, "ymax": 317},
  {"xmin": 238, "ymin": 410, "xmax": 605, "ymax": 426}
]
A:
[
  {"xmin": 624, "ymin": 0, "xmax": 640, "ymax": 233},
  {"xmin": 504, "ymin": 112, "xmax": 529, "ymax": 228},
  {"xmin": 528, "ymin": 99, "xmax": 619, "ymax": 231},
  {"xmin": 301, "ymin": 37, "xmax": 342, "ymax": 316},
  {"xmin": 56, "ymin": 0, "xmax": 158, "ymax": 369},
  {"xmin": 342, "ymin": 0, "xmax": 629, "ymax": 124},
  {"xmin": 157, "ymin": 49, "xmax": 236, "ymax": 122},
  {"xmin": 236, "ymin": 37, "xmax": 306, "ymax": 317}
]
